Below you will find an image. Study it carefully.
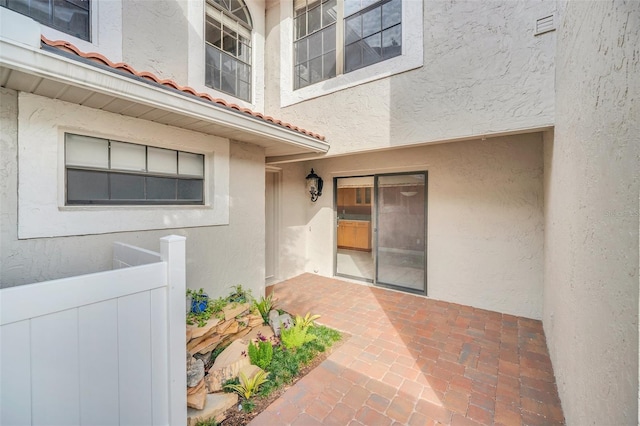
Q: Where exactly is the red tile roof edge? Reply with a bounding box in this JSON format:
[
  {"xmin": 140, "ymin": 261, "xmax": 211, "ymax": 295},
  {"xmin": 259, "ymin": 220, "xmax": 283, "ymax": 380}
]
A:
[{"xmin": 40, "ymin": 36, "xmax": 326, "ymax": 142}]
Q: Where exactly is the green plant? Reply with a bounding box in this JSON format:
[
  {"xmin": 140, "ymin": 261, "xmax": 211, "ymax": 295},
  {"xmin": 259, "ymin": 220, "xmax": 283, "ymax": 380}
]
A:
[
  {"xmin": 224, "ymin": 370, "xmax": 270, "ymax": 400},
  {"xmin": 280, "ymin": 319, "xmax": 316, "ymax": 350},
  {"xmin": 195, "ymin": 419, "xmax": 218, "ymax": 426},
  {"xmin": 186, "ymin": 289, "xmax": 213, "ymax": 327},
  {"xmin": 295, "ymin": 312, "xmax": 321, "ymax": 329},
  {"xmin": 226, "ymin": 284, "xmax": 253, "ymax": 304},
  {"xmin": 248, "ymin": 340, "xmax": 273, "ymax": 370},
  {"xmin": 253, "ymin": 294, "xmax": 276, "ymax": 324},
  {"xmin": 240, "ymin": 399, "xmax": 256, "ymax": 413}
]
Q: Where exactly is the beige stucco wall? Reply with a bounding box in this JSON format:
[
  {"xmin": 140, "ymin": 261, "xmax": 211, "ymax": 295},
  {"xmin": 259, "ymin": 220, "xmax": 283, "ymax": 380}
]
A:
[
  {"xmin": 543, "ymin": 1, "xmax": 639, "ymax": 424},
  {"xmin": 274, "ymin": 134, "xmax": 544, "ymax": 319},
  {"xmin": 265, "ymin": 0, "xmax": 556, "ymax": 155},
  {"xmin": 0, "ymin": 88, "xmax": 266, "ymax": 300}
]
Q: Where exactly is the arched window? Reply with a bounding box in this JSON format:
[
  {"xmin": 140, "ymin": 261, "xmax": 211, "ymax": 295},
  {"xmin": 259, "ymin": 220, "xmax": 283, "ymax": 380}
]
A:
[{"xmin": 205, "ymin": 0, "xmax": 253, "ymax": 102}]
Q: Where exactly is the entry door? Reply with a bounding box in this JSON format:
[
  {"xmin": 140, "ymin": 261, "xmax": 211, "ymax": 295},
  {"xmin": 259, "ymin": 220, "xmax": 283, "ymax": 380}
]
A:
[{"xmin": 375, "ymin": 172, "xmax": 427, "ymax": 294}]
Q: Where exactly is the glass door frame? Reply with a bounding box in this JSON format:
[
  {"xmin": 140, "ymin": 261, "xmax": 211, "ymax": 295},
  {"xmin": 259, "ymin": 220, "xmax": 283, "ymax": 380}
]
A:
[{"xmin": 333, "ymin": 171, "xmax": 428, "ymax": 295}]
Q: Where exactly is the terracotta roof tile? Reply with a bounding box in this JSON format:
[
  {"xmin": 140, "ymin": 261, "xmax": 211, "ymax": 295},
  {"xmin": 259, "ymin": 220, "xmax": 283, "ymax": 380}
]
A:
[{"xmin": 40, "ymin": 36, "xmax": 325, "ymax": 142}]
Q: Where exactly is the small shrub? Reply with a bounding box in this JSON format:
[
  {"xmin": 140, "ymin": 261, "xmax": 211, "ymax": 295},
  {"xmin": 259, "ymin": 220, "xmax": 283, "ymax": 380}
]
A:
[
  {"xmin": 280, "ymin": 313, "xmax": 321, "ymax": 350},
  {"xmin": 295, "ymin": 312, "xmax": 321, "ymax": 328},
  {"xmin": 224, "ymin": 370, "xmax": 270, "ymax": 400},
  {"xmin": 248, "ymin": 340, "xmax": 273, "ymax": 370},
  {"xmin": 226, "ymin": 284, "xmax": 253, "ymax": 304},
  {"xmin": 253, "ymin": 294, "xmax": 276, "ymax": 324}
]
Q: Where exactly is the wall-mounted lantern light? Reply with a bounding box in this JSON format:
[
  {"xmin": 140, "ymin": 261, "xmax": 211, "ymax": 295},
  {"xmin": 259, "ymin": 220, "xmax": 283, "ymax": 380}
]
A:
[{"xmin": 305, "ymin": 168, "xmax": 323, "ymax": 202}]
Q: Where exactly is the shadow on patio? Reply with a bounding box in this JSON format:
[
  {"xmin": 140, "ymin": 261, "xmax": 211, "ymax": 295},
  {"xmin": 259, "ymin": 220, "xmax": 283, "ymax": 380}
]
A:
[{"xmin": 251, "ymin": 273, "xmax": 564, "ymax": 426}]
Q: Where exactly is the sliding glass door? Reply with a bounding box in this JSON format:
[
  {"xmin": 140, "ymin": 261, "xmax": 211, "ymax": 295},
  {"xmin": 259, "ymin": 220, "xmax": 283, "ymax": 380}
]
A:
[
  {"xmin": 335, "ymin": 172, "xmax": 427, "ymax": 294},
  {"xmin": 375, "ymin": 173, "xmax": 427, "ymax": 293}
]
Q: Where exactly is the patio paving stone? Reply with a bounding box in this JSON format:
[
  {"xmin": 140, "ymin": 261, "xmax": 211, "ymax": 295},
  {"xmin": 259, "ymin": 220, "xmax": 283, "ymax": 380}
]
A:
[{"xmin": 249, "ymin": 273, "xmax": 564, "ymax": 425}]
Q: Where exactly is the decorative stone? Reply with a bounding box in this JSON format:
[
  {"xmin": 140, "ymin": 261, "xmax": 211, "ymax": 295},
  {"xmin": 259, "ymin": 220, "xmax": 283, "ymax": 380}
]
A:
[
  {"xmin": 223, "ymin": 302, "xmax": 250, "ymax": 321},
  {"xmin": 247, "ymin": 314, "xmax": 264, "ymax": 327},
  {"xmin": 187, "ymin": 358, "xmax": 205, "ymax": 387},
  {"xmin": 187, "ymin": 378, "xmax": 205, "ymax": 395},
  {"xmin": 190, "ymin": 334, "xmax": 222, "ymax": 355},
  {"xmin": 187, "ymin": 393, "xmax": 238, "ymax": 426},
  {"xmin": 222, "ymin": 320, "xmax": 239, "ymax": 336},
  {"xmin": 216, "ymin": 320, "xmax": 232, "ymax": 334},
  {"xmin": 186, "ymin": 387, "xmax": 207, "ymax": 410},
  {"xmin": 197, "ymin": 339, "xmax": 221, "ymax": 355},
  {"xmin": 243, "ymin": 325, "xmax": 275, "ymax": 344},
  {"xmin": 188, "ymin": 317, "xmax": 222, "ymax": 339},
  {"xmin": 269, "ymin": 311, "xmax": 292, "ymax": 337},
  {"xmin": 205, "ymin": 339, "xmax": 250, "ymax": 392}
]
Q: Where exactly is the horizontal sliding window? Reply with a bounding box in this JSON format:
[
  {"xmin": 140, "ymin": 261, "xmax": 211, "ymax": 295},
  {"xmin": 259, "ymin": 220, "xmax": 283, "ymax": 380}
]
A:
[{"xmin": 65, "ymin": 133, "xmax": 204, "ymax": 205}]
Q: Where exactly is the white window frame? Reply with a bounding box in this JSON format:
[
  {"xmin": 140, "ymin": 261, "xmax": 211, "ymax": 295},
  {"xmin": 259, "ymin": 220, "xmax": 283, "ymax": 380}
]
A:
[
  {"xmin": 17, "ymin": 93, "xmax": 230, "ymax": 239},
  {"xmin": 280, "ymin": 0, "xmax": 422, "ymax": 107}
]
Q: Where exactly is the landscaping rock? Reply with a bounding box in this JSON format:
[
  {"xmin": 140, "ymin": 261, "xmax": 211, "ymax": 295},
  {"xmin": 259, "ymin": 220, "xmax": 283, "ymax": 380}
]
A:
[
  {"xmin": 247, "ymin": 314, "xmax": 264, "ymax": 327},
  {"xmin": 187, "ymin": 379, "xmax": 205, "ymax": 395},
  {"xmin": 243, "ymin": 325, "xmax": 275, "ymax": 344},
  {"xmin": 269, "ymin": 311, "xmax": 292, "ymax": 337},
  {"xmin": 187, "ymin": 358, "xmax": 205, "ymax": 387},
  {"xmin": 206, "ymin": 339, "xmax": 250, "ymax": 392},
  {"xmin": 223, "ymin": 302, "xmax": 250, "ymax": 321},
  {"xmin": 187, "ymin": 393, "xmax": 238, "ymax": 426},
  {"xmin": 216, "ymin": 320, "xmax": 232, "ymax": 334},
  {"xmin": 188, "ymin": 317, "xmax": 222, "ymax": 340},
  {"xmin": 186, "ymin": 387, "xmax": 207, "ymax": 410},
  {"xmin": 190, "ymin": 334, "xmax": 222, "ymax": 355},
  {"xmin": 222, "ymin": 320, "xmax": 239, "ymax": 336},
  {"xmin": 238, "ymin": 364, "xmax": 265, "ymax": 382}
]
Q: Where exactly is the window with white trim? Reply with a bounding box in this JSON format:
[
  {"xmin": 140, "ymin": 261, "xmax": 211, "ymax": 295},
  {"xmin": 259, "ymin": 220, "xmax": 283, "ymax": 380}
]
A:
[
  {"xmin": 0, "ymin": 0, "xmax": 90, "ymax": 41},
  {"xmin": 293, "ymin": 0, "xmax": 401, "ymax": 90},
  {"xmin": 65, "ymin": 134, "xmax": 205, "ymax": 205},
  {"xmin": 205, "ymin": 0, "xmax": 252, "ymax": 102}
]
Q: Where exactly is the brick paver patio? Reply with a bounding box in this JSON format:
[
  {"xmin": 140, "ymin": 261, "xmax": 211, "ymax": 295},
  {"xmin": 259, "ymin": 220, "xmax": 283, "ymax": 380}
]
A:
[{"xmin": 251, "ymin": 273, "xmax": 564, "ymax": 426}]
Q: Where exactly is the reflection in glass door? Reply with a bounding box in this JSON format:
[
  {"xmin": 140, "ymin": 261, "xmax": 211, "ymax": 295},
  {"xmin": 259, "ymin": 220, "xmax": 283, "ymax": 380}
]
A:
[{"xmin": 375, "ymin": 173, "xmax": 427, "ymax": 293}]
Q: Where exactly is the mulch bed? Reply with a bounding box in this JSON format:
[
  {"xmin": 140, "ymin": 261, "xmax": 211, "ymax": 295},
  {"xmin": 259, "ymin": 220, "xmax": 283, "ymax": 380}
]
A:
[{"xmin": 220, "ymin": 333, "xmax": 348, "ymax": 426}]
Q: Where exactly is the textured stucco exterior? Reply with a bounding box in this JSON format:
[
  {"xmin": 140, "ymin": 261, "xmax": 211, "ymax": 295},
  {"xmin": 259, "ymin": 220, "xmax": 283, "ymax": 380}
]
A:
[
  {"xmin": 0, "ymin": 88, "xmax": 267, "ymax": 300},
  {"xmin": 274, "ymin": 134, "xmax": 545, "ymax": 319},
  {"xmin": 543, "ymin": 1, "xmax": 639, "ymax": 424},
  {"xmin": 265, "ymin": 0, "xmax": 556, "ymax": 155}
]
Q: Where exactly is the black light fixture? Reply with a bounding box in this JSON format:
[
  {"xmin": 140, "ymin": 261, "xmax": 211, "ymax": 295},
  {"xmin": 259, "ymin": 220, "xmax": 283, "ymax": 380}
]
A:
[{"xmin": 305, "ymin": 168, "xmax": 323, "ymax": 202}]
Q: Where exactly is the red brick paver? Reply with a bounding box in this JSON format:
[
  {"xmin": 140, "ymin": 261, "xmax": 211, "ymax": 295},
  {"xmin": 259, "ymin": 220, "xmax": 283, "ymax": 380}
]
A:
[{"xmin": 250, "ymin": 274, "xmax": 564, "ymax": 425}]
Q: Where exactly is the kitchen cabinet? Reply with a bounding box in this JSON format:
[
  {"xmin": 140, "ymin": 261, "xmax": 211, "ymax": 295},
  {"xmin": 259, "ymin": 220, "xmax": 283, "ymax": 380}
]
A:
[
  {"xmin": 337, "ymin": 187, "xmax": 370, "ymax": 206},
  {"xmin": 338, "ymin": 220, "xmax": 371, "ymax": 251}
]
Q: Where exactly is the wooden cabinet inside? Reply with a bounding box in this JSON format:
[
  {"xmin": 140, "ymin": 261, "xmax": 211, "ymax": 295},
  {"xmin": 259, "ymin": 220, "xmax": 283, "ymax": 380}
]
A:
[
  {"xmin": 337, "ymin": 188, "xmax": 371, "ymax": 206},
  {"xmin": 338, "ymin": 220, "xmax": 371, "ymax": 251}
]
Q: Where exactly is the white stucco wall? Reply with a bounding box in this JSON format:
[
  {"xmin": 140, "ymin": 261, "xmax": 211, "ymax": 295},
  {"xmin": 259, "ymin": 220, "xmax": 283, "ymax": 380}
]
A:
[
  {"xmin": 265, "ymin": 0, "xmax": 556, "ymax": 155},
  {"xmin": 275, "ymin": 134, "xmax": 544, "ymax": 319},
  {"xmin": 543, "ymin": 2, "xmax": 639, "ymax": 424},
  {"xmin": 0, "ymin": 88, "xmax": 266, "ymax": 301}
]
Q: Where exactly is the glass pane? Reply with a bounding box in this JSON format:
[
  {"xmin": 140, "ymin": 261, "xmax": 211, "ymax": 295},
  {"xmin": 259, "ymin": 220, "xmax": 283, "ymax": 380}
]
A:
[
  {"xmin": 344, "ymin": 42, "xmax": 362, "ymax": 72},
  {"xmin": 65, "ymin": 134, "xmax": 109, "ymax": 169},
  {"xmin": 147, "ymin": 147, "xmax": 177, "ymax": 174},
  {"xmin": 295, "ymin": 39, "xmax": 308, "ymax": 65},
  {"xmin": 178, "ymin": 179, "xmax": 204, "ymax": 202},
  {"xmin": 321, "ymin": 0, "xmax": 337, "ymax": 26},
  {"xmin": 308, "ymin": 31, "xmax": 322, "ymax": 59},
  {"xmin": 238, "ymin": 80, "xmax": 250, "ymax": 101},
  {"xmin": 31, "ymin": 0, "xmax": 50, "ymax": 24},
  {"xmin": 309, "ymin": 56, "xmax": 323, "ymax": 84},
  {"xmin": 221, "ymin": 53, "xmax": 238, "ymax": 72},
  {"xmin": 147, "ymin": 176, "xmax": 176, "ymax": 200},
  {"xmin": 382, "ymin": 0, "xmax": 401, "ymax": 28},
  {"xmin": 382, "ymin": 25, "xmax": 401, "ymax": 58},
  {"xmin": 222, "ymin": 29, "xmax": 237, "ymax": 55},
  {"xmin": 178, "ymin": 152, "xmax": 204, "ymax": 177},
  {"xmin": 322, "ymin": 51, "xmax": 336, "ymax": 79},
  {"xmin": 344, "ymin": 0, "xmax": 360, "ymax": 17},
  {"xmin": 376, "ymin": 173, "xmax": 426, "ymax": 291},
  {"xmin": 308, "ymin": 4, "xmax": 321, "ymax": 33},
  {"xmin": 110, "ymin": 141, "xmax": 146, "ymax": 172},
  {"xmin": 345, "ymin": 15, "xmax": 362, "ymax": 44},
  {"xmin": 205, "ymin": 18, "xmax": 222, "ymax": 48},
  {"xmin": 110, "ymin": 173, "xmax": 144, "ymax": 200},
  {"xmin": 295, "ymin": 64, "xmax": 309, "ymax": 89},
  {"xmin": 322, "ymin": 24, "xmax": 336, "ymax": 53},
  {"xmin": 238, "ymin": 42, "xmax": 251, "ymax": 64},
  {"xmin": 66, "ymin": 169, "xmax": 108, "ymax": 202},
  {"xmin": 294, "ymin": 14, "xmax": 307, "ymax": 39},
  {"xmin": 6, "ymin": 0, "xmax": 30, "ymax": 15},
  {"xmin": 53, "ymin": 0, "xmax": 89, "ymax": 40},
  {"xmin": 238, "ymin": 62, "xmax": 251, "ymax": 82},
  {"xmin": 362, "ymin": 33, "xmax": 382, "ymax": 66},
  {"xmin": 362, "ymin": 6, "xmax": 381, "ymax": 38}
]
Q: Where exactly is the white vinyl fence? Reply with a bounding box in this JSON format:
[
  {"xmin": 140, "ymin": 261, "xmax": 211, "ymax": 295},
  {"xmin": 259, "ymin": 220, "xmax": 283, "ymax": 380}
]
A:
[{"xmin": 0, "ymin": 236, "xmax": 187, "ymax": 426}]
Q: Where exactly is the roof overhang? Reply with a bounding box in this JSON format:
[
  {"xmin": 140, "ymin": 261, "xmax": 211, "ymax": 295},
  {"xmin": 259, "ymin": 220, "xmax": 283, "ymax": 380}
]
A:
[{"xmin": 0, "ymin": 11, "xmax": 329, "ymax": 159}]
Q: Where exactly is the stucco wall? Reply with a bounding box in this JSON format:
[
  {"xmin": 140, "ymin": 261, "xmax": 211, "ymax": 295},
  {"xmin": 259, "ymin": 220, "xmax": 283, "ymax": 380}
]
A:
[
  {"xmin": 264, "ymin": 0, "xmax": 556, "ymax": 155},
  {"xmin": 276, "ymin": 134, "xmax": 544, "ymax": 319},
  {"xmin": 543, "ymin": 2, "xmax": 639, "ymax": 424},
  {"xmin": 0, "ymin": 88, "xmax": 266, "ymax": 300}
]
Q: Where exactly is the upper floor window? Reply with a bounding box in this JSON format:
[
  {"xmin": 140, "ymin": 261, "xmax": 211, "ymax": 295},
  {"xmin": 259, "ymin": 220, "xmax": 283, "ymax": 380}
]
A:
[
  {"xmin": 65, "ymin": 134, "xmax": 205, "ymax": 205},
  {"xmin": 205, "ymin": 0, "xmax": 252, "ymax": 102},
  {"xmin": 0, "ymin": 0, "xmax": 90, "ymax": 41},
  {"xmin": 294, "ymin": 0, "xmax": 401, "ymax": 90}
]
